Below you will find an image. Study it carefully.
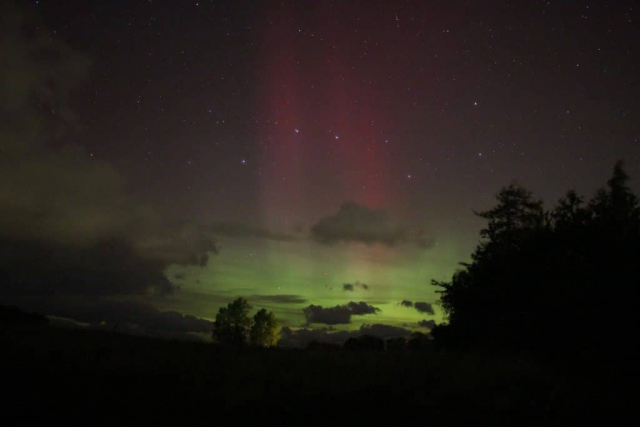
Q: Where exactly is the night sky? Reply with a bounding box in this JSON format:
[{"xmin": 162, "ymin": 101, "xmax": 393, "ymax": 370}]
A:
[{"xmin": 2, "ymin": 1, "xmax": 639, "ymax": 344}]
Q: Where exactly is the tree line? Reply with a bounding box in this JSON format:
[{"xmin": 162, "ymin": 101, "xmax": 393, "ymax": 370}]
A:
[
  {"xmin": 211, "ymin": 298, "xmax": 438, "ymax": 351},
  {"xmin": 432, "ymin": 161, "xmax": 638, "ymax": 359}
]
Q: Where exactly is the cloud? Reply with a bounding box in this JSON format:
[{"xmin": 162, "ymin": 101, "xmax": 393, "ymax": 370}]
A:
[
  {"xmin": 343, "ymin": 281, "xmax": 369, "ymax": 292},
  {"xmin": 346, "ymin": 301, "xmax": 380, "ymax": 315},
  {"xmin": 1, "ymin": 237, "xmax": 175, "ymax": 296},
  {"xmin": 0, "ymin": 5, "xmax": 217, "ymax": 323},
  {"xmin": 303, "ymin": 305, "xmax": 352, "ymax": 325},
  {"xmin": 210, "ymin": 222, "xmax": 296, "ymax": 242},
  {"xmin": 399, "ymin": 300, "xmax": 435, "ymax": 314},
  {"xmin": 303, "ymin": 301, "xmax": 380, "ymax": 325},
  {"xmin": 414, "ymin": 302, "xmax": 435, "ymax": 314},
  {"xmin": 418, "ymin": 319, "xmax": 436, "ymax": 329},
  {"xmin": 0, "ymin": 178, "xmax": 217, "ymax": 297},
  {"xmin": 311, "ymin": 202, "xmax": 434, "ymax": 248},
  {"xmin": 0, "ymin": 7, "xmax": 217, "ymax": 295},
  {"xmin": 311, "ymin": 202, "xmax": 406, "ymax": 246},
  {"xmin": 278, "ymin": 323, "xmax": 412, "ymax": 348},
  {"xmin": 0, "ymin": 296, "xmax": 213, "ymax": 336},
  {"xmin": 250, "ymin": 294, "xmax": 307, "ymax": 304},
  {"xmin": 133, "ymin": 220, "xmax": 218, "ymax": 267}
]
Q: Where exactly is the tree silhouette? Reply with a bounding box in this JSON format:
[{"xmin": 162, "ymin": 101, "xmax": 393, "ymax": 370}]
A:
[
  {"xmin": 432, "ymin": 162, "xmax": 639, "ymax": 359},
  {"xmin": 212, "ymin": 298, "xmax": 252, "ymax": 346},
  {"xmin": 249, "ymin": 308, "xmax": 280, "ymax": 347},
  {"xmin": 552, "ymin": 190, "xmax": 588, "ymax": 229},
  {"xmin": 475, "ymin": 183, "xmax": 545, "ymax": 244},
  {"xmin": 590, "ymin": 160, "xmax": 640, "ymax": 227},
  {"xmin": 433, "ymin": 183, "xmax": 548, "ymax": 349}
]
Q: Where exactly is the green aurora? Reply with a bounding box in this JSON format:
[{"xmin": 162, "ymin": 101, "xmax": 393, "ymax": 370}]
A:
[{"xmin": 161, "ymin": 233, "xmax": 473, "ymax": 332}]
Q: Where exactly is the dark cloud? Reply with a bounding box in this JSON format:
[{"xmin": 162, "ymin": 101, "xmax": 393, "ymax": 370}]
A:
[
  {"xmin": 0, "ymin": 216, "xmax": 217, "ymax": 298},
  {"xmin": 0, "ymin": 8, "xmax": 217, "ymax": 289},
  {"xmin": 311, "ymin": 202, "xmax": 434, "ymax": 248},
  {"xmin": 311, "ymin": 202, "xmax": 405, "ymax": 246},
  {"xmin": 0, "ymin": 296, "xmax": 212, "ymax": 336},
  {"xmin": 303, "ymin": 305, "xmax": 352, "ymax": 325},
  {"xmin": 250, "ymin": 294, "xmax": 307, "ymax": 304},
  {"xmin": 414, "ymin": 302, "xmax": 435, "ymax": 314},
  {"xmin": 303, "ymin": 301, "xmax": 380, "ymax": 325},
  {"xmin": 399, "ymin": 300, "xmax": 435, "ymax": 314},
  {"xmin": 346, "ymin": 301, "xmax": 380, "ymax": 315},
  {"xmin": 342, "ymin": 281, "xmax": 369, "ymax": 292},
  {"xmin": 418, "ymin": 319, "xmax": 436, "ymax": 329},
  {"xmin": 210, "ymin": 222, "xmax": 296, "ymax": 242},
  {"xmin": 133, "ymin": 220, "xmax": 218, "ymax": 267},
  {"xmin": 278, "ymin": 323, "xmax": 412, "ymax": 348},
  {"xmin": 0, "ymin": 6, "xmax": 217, "ymax": 325},
  {"xmin": 1, "ymin": 237, "xmax": 174, "ymax": 296}
]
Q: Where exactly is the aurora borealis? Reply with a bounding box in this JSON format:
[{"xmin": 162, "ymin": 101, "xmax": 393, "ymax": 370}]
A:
[{"xmin": 2, "ymin": 1, "xmax": 639, "ymax": 344}]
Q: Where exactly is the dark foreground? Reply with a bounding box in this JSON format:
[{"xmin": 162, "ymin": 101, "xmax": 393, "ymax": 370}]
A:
[{"xmin": 2, "ymin": 326, "xmax": 631, "ymax": 426}]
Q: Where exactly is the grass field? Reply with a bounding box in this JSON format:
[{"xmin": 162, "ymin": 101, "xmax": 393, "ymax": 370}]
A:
[{"xmin": 2, "ymin": 325, "xmax": 629, "ymax": 426}]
